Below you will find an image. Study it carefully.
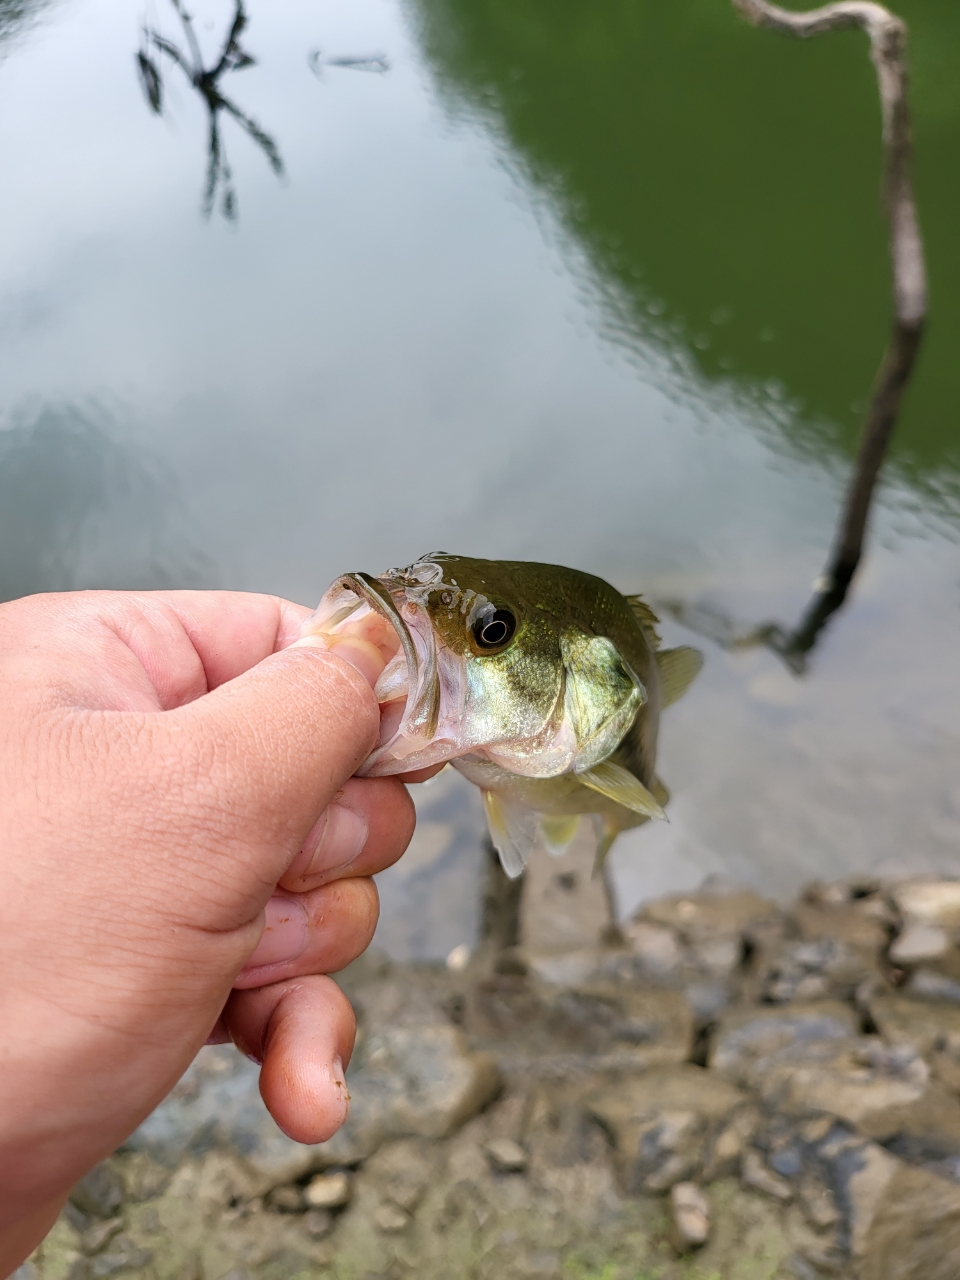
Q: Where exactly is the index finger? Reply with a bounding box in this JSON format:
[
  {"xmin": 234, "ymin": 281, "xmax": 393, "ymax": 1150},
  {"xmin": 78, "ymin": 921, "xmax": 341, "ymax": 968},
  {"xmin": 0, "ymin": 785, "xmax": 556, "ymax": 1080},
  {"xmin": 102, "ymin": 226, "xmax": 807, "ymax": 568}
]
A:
[{"xmin": 145, "ymin": 591, "xmax": 311, "ymax": 690}]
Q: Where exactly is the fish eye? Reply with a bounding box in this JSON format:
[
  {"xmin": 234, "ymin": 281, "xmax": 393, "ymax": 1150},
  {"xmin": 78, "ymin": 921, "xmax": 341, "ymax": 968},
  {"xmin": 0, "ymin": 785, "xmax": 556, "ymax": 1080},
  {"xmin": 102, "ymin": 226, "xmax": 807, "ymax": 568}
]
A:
[{"xmin": 473, "ymin": 608, "xmax": 516, "ymax": 651}]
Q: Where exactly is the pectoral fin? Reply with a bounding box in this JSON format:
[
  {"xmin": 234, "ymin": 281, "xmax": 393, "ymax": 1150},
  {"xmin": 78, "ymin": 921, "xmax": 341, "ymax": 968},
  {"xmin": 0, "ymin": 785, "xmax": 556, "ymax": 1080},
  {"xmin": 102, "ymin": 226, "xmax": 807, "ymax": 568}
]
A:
[
  {"xmin": 483, "ymin": 791, "xmax": 538, "ymax": 878},
  {"xmin": 656, "ymin": 646, "xmax": 703, "ymax": 708},
  {"xmin": 540, "ymin": 814, "xmax": 581, "ymax": 857},
  {"xmin": 578, "ymin": 760, "xmax": 667, "ymax": 820}
]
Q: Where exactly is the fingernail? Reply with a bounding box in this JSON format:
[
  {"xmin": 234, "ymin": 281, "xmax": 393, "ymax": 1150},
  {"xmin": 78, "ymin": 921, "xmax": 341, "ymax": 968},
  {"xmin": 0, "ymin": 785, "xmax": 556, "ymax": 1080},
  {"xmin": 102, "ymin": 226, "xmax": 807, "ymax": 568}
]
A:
[
  {"xmin": 288, "ymin": 804, "xmax": 368, "ymax": 883},
  {"xmin": 292, "ymin": 633, "xmax": 385, "ymax": 687},
  {"xmin": 246, "ymin": 896, "xmax": 308, "ymax": 969},
  {"xmin": 330, "ymin": 1056, "xmax": 351, "ymax": 1122}
]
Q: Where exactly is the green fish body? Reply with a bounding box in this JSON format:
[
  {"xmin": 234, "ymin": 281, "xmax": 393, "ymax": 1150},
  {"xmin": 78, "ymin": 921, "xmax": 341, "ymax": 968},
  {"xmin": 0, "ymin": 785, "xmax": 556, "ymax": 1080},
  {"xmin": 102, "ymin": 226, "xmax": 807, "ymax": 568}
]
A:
[{"xmin": 309, "ymin": 554, "xmax": 702, "ymax": 876}]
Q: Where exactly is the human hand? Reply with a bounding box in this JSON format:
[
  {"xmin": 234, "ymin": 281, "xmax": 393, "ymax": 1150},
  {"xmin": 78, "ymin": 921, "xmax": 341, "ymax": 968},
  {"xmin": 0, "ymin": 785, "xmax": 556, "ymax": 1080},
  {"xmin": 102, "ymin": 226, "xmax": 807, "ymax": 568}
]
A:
[{"xmin": 0, "ymin": 589, "xmax": 420, "ymax": 1272}]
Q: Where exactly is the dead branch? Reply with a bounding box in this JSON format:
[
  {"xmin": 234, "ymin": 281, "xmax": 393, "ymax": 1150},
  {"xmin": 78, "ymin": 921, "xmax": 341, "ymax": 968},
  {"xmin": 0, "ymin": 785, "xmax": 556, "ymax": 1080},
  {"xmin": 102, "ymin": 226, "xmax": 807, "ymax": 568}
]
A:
[{"xmin": 730, "ymin": 1, "xmax": 926, "ymax": 669}]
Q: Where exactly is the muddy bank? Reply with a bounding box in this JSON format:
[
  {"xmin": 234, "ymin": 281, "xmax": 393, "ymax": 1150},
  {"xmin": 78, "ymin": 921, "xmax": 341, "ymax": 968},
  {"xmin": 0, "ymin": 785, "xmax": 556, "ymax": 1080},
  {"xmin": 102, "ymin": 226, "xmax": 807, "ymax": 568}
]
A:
[{"xmin": 21, "ymin": 843, "xmax": 960, "ymax": 1280}]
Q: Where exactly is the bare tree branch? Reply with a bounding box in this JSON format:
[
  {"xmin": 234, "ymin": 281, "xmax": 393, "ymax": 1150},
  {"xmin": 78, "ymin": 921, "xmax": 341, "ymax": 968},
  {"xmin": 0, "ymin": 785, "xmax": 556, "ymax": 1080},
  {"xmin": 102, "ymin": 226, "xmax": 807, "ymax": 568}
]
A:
[{"xmin": 729, "ymin": 1, "xmax": 927, "ymax": 669}]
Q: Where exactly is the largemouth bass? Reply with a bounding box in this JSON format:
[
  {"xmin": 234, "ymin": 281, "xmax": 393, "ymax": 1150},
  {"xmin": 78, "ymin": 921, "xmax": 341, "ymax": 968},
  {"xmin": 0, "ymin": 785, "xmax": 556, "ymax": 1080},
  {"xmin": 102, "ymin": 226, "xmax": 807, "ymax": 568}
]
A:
[{"xmin": 304, "ymin": 554, "xmax": 702, "ymax": 877}]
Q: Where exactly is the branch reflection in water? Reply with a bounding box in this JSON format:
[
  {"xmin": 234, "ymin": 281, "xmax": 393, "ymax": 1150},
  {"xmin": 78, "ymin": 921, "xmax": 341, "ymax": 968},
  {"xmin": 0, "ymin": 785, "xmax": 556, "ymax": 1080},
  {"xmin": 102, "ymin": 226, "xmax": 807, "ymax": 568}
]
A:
[
  {"xmin": 0, "ymin": 406, "xmax": 214, "ymax": 602},
  {"xmin": 307, "ymin": 49, "xmax": 389, "ymax": 78},
  {"xmin": 717, "ymin": 0, "xmax": 927, "ymax": 672},
  {"xmin": 136, "ymin": 0, "xmax": 283, "ymax": 220}
]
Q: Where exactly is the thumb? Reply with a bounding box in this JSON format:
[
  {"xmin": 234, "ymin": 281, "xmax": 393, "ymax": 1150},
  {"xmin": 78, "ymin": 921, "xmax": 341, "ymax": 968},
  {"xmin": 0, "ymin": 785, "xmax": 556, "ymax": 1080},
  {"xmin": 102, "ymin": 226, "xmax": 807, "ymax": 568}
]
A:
[{"xmin": 158, "ymin": 637, "xmax": 386, "ymax": 900}]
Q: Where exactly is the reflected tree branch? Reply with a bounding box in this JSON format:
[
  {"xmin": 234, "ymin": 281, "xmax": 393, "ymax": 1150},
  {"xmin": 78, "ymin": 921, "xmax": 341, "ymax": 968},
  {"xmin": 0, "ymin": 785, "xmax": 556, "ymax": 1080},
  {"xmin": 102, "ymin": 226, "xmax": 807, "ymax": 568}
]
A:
[
  {"xmin": 137, "ymin": 0, "xmax": 283, "ymax": 220},
  {"xmin": 726, "ymin": 1, "xmax": 926, "ymax": 671}
]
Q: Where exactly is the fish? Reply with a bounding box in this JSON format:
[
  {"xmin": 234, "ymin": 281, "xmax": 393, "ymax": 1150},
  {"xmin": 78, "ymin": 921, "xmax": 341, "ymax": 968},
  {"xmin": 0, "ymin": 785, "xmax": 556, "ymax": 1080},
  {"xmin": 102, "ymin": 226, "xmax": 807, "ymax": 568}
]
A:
[{"xmin": 304, "ymin": 553, "xmax": 702, "ymax": 878}]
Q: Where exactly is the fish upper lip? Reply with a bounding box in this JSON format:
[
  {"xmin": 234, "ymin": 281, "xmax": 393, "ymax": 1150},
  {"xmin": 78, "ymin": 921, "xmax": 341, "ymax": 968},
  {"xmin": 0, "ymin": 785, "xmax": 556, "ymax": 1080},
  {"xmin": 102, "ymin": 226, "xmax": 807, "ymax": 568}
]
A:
[
  {"xmin": 333, "ymin": 571, "xmax": 443, "ymax": 772},
  {"xmin": 336, "ymin": 572, "xmax": 420, "ymax": 690}
]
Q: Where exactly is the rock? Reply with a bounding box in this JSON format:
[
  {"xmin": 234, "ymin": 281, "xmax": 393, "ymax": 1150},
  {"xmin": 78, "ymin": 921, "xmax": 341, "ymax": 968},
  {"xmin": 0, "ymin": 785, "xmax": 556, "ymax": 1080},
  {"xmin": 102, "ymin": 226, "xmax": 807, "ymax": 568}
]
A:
[
  {"xmin": 131, "ymin": 1024, "xmax": 500, "ymax": 1182},
  {"xmin": 302, "ymin": 1208, "xmax": 334, "ymax": 1239},
  {"xmin": 760, "ymin": 937, "xmax": 875, "ymax": 1004},
  {"xmin": 887, "ymin": 881, "xmax": 960, "ymax": 981},
  {"xmin": 669, "ymin": 1181, "xmax": 710, "ymax": 1252},
  {"xmin": 741, "ymin": 1150, "xmax": 792, "ymax": 1202},
  {"xmin": 702, "ymin": 1106, "xmax": 761, "ymax": 1180},
  {"xmin": 267, "ymin": 1184, "xmax": 305, "ymax": 1213},
  {"xmin": 797, "ymin": 1174, "xmax": 839, "ymax": 1230},
  {"xmin": 118, "ymin": 1152, "xmax": 171, "ymax": 1203},
  {"xmin": 622, "ymin": 920, "xmax": 683, "ymax": 977},
  {"xmin": 484, "ymin": 1138, "xmax": 528, "ymax": 1173},
  {"xmin": 361, "ymin": 1136, "xmax": 437, "ymax": 1213},
  {"xmin": 830, "ymin": 1139, "xmax": 900, "ymax": 1260},
  {"xmin": 890, "ymin": 923, "xmax": 953, "ymax": 968},
  {"xmin": 79, "ymin": 1218, "xmax": 123, "ymax": 1255},
  {"xmin": 69, "ymin": 1162, "xmax": 124, "ymax": 1220},
  {"xmin": 128, "ymin": 1045, "xmax": 320, "ymax": 1188},
  {"xmin": 585, "ymin": 1065, "xmax": 745, "ymax": 1193},
  {"xmin": 87, "ymin": 1235, "xmax": 153, "ymax": 1276},
  {"xmin": 710, "ymin": 1001, "xmax": 859, "ymax": 1082},
  {"xmin": 640, "ymin": 887, "xmax": 781, "ymax": 942},
  {"xmin": 793, "ymin": 897, "xmax": 888, "ymax": 963},
  {"xmin": 889, "ymin": 880, "xmax": 960, "ymax": 930},
  {"xmin": 304, "ymin": 1171, "xmax": 351, "ymax": 1210},
  {"xmin": 904, "ymin": 969, "xmax": 960, "ymax": 1003},
  {"xmin": 860, "ymin": 1161, "xmax": 960, "ymax": 1279},
  {"xmin": 340, "ymin": 1024, "xmax": 501, "ymax": 1147},
  {"xmin": 373, "ymin": 1202, "xmax": 410, "ymax": 1233},
  {"xmin": 868, "ymin": 992, "xmax": 960, "ymax": 1060},
  {"xmin": 538, "ymin": 982, "xmax": 694, "ymax": 1067}
]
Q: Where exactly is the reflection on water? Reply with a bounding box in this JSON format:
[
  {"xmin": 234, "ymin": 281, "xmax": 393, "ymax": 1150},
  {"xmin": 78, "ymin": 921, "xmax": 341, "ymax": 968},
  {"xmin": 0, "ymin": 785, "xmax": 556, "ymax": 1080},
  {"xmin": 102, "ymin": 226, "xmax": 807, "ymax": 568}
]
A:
[
  {"xmin": 409, "ymin": 0, "xmax": 960, "ymax": 487},
  {"xmin": 0, "ymin": 406, "xmax": 213, "ymax": 601},
  {"xmin": 0, "ymin": 0, "xmax": 958, "ymax": 951},
  {"xmin": 0, "ymin": 0, "xmax": 50, "ymax": 51},
  {"xmin": 138, "ymin": 0, "xmax": 282, "ymax": 219}
]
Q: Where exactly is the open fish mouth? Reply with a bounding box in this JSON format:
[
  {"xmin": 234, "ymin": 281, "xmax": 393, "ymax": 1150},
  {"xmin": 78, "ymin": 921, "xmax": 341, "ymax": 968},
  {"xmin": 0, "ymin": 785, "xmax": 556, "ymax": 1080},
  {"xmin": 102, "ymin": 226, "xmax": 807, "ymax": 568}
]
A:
[{"xmin": 308, "ymin": 569, "xmax": 464, "ymax": 776}]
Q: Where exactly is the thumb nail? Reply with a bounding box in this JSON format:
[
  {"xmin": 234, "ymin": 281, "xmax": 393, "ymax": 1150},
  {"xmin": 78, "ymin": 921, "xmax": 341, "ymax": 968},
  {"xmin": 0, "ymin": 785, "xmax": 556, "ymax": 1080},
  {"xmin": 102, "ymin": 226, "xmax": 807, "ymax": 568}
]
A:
[
  {"xmin": 243, "ymin": 896, "xmax": 307, "ymax": 972},
  {"xmin": 291, "ymin": 633, "xmax": 385, "ymax": 687}
]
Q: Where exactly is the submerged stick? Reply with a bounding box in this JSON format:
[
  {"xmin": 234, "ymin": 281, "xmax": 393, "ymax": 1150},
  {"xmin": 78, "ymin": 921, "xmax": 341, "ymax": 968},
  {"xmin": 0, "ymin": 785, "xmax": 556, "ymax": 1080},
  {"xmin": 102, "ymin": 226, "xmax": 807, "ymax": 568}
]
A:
[{"xmin": 731, "ymin": 1, "xmax": 927, "ymax": 670}]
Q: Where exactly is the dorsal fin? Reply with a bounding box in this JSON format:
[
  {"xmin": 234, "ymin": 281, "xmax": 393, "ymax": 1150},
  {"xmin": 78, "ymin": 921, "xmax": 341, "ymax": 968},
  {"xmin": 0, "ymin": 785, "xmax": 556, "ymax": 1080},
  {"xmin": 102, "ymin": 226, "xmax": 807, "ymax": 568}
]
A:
[
  {"xmin": 656, "ymin": 646, "xmax": 703, "ymax": 708},
  {"xmin": 624, "ymin": 594, "xmax": 662, "ymax": 649},
  {"xmin": 577, "ymin": 761, "xmax": 666, "ymax": 820}
]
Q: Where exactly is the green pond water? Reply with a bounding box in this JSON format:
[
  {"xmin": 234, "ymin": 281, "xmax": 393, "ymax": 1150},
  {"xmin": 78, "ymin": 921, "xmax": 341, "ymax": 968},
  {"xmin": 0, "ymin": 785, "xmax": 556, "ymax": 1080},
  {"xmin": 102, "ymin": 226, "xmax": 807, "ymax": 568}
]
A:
[{"xmin": 0, "ymin": 0, "xmax": 958, "ymax": 958}]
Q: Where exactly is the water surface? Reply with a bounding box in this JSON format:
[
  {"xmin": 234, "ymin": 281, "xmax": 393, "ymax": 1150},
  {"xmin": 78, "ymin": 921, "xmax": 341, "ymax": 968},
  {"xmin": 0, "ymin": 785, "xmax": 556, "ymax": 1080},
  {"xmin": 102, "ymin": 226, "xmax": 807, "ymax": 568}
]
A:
[{"xmin": 0, "ymin": 0, "xmax": 958, "ymax": 959}]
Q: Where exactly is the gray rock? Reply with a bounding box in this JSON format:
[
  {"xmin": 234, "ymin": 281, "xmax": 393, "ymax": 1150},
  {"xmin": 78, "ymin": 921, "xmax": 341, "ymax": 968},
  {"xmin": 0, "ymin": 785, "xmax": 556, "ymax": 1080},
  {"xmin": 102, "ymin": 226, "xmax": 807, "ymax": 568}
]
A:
[
  {"xmin": 69, "ymin": 1162, "xmax": 124, "ymax": 1220},
  {"xmin": 373, "ymin": 1202, "xmax": 410, "ymax": 1233},
  {"xmin": 793, "ymin": 897, "xmax": 889, "ymax": 964},
  {"xmin": 888, "ymin": 881, "xmax": 960, "ymax": 982},
  {"xmin": 484, "ymin": 1137, "xmax": 528, "ymax": 1173},
  {"xmin": 129, "ymin": 1024, "xmax": 500, "ymax": 1185},
  {"xmin": 741, "ymin": 1150, "xmax": 792, "ymax": 1202},
  {"xmin": 905, "ymin": 969, "xmax": 960, "ymax": 1003},
  {"xmin": 701, "ymin": 1105, "xmax": 761, "ymax": 1181},
  {"xmin": 79, "ymin": 1217, "xmax": 123, "ymax": 1255},
  {"xmin": 267, "ymin": 1184, "xmax": 305, "ymax": 1213},
  {"xmin": 538, "ymin": 982, "xmax": 694, "ymax": 1068},
  {"xmin": 88, "ymin": 1235, "xmax": 153, "ymax": 1276},
  {"xmin": 761, "ymin": 936, "xmax": 875, "ymax": 1004},
  {"xmin": 868, "ymin": 992, "xmax": 960, "ymax": 1060},
  {"xmin": 833, "ymin": 1139, "xmax": 900, "ymax": 1260},
  {"xmin": 710, "ymin": 1001, "xmax": 859, "ymax": 1082},
  {"xmin": 585, "ymin": 1065, "xmax": 744, "ymax": 1193},
  {"xmin": 860, "ymin": 1161, "xmax": 960, "ymax": 1280},
  {"xmin": 302, "ymin": 1208, "xmax": 334, "ymax": 1239}
]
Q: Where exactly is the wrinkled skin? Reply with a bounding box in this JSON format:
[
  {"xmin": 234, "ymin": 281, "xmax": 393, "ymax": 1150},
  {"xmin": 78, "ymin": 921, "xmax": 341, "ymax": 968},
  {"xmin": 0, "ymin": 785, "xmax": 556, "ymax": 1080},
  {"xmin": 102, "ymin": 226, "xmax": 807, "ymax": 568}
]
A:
[{"xmin": 0, "ymin": 590, "xmax": 437, "ymax": 1275}]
